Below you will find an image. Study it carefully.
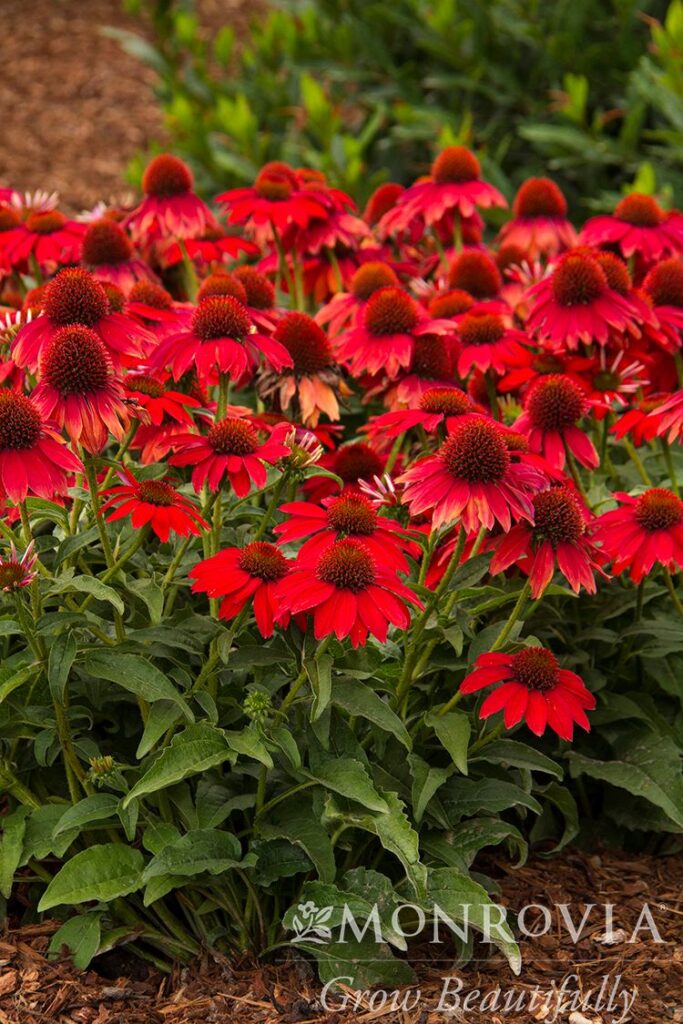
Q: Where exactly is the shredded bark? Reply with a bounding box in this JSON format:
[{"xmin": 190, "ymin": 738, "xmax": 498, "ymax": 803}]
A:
[{"xmin": 1, "ymin": 849, "xmax": 681, "ymax": 1023}]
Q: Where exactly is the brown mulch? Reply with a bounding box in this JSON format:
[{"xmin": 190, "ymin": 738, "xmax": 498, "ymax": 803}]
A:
[
  {"xmin": 1, "ymin": 849, "xmax": 682, "ymax": 1024},
  {"xmin": 0, "ymin": 0, "xmax": 260, "ymax": 213}
]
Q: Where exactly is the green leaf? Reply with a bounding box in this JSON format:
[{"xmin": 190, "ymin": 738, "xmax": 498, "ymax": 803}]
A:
[
  {"xmin": 49, "ymin": 574, "xmax": 124, "ymax": 614},
  {"xmin": 48, "ymin": 632, "xmax": 77, "ymax": 703},
  {"xmin": 426, "ymin": 867, "xmax": 521, "ymax": 975},
  {"xmin": 423, "ymin": 819, "xmax": 527, "ymax": 871},
  {"xmin": 475, "ymin": 739, "xmax": 562, "ymax": 779},
  {"xmin": 332, "ymin": 679, "xmax": 411, "ymax": 750},
  {"xmin": 84, "ymin": 652, "xmax": 193, "ymax": 717},
  {"xmin": 127, "ymin": 578, "xmax": 163, "ymax": 625},
  {"xmin": 305, "ymin": 651, "xmax": 333, "ymax": 721},
  {"xmin": 38, "ymin": 844, "xmax": 144, "ymax": 910},
  {"xmin": 567, "ymin": 732, "xmax": 683, "ymax": 828},
  {"xmin": 440, "ymin": 777, "xmax": 542, "ymax": 821},
  {"xmin": 425, "ymin": 708, "xmax": 471, "ymax": 775},
  {"xmin": 53, "ymin": 795, "xmax": 120, "ymax": 838},
  {"xmin": 48, "ymin": 913, "xmax": 102, "ymax": 969},
  {"xmin": 259, "ymin": 803, "xmax": 335, "ymax": 882},
  {"xmin": 123, "ymin": 725, "xmax": 232, "ymax": 807},
  {"xmin": 225, "ymin": 727, "xmax": 273, "ymax": 767},
  {"xmin": 326, "ymin": 791, "xmax": 427, "ymax": 898},
  {"xmin": 19, "ymin": 806, "xmax": 79, "ymax": 865},
  {"xmin": 0, "ymin": 807, "xmax": 30, "ymax": 898},
  {"xmin": 136, "ymin": 701, "xmax": 183, "ymax": 759},
  {"xmin": 142, "ymin": 829, "xmax": 248, "ymax": 886},
  {"xmin": 308, "ymin": 756, "xmax": 388, "ymax": 813},
  {"xmin": 408, "ymin": 754, "xmax": 452, "ymax": 823}
]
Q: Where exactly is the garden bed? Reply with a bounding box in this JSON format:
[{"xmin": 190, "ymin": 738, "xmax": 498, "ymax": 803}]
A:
[{"xmin": 3, "ymin": 849, "xmax": 681, "ymax": 1023}]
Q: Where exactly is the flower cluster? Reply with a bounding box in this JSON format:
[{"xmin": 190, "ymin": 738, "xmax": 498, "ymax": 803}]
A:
[{"xmin": 4, "ymin": 149, "xmax": 683, "ymax": 758}]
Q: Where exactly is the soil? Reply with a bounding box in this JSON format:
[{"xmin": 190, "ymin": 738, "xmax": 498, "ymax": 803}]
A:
[{"xmin": 1, "ymin": 848, "xmax": 682, "ymax": 1023}]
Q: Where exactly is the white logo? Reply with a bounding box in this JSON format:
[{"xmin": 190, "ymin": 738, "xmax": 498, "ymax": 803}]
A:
[{"xmin": 291, "ymin": 901, "xmax": 334, "ymax": 944}]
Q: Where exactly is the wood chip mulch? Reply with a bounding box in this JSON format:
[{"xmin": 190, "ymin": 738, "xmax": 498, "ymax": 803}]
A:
[{"xmin": 1, "ymin": 848, "xmax": 681, "ymax": 1024}]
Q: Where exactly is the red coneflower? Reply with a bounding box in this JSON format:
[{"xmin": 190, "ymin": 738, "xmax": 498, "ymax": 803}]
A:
[
  {"xmin": 594, "ymin": 487, "xmax": 683, "ymax": 583},
  {"xmin": 99, "ymin": 466, "xmax": 208, "ymax": 542},
  {"xmin": 317, "ymin": 261, "xmax": 400, "ymax": 337},
  {"xmin": 258, "ymin": 312, "xmax": 344, "ymax": 427},
  {"xmin": 0, "ymin": 541, "xmax": 37, "ymax": 591},
  {"xmin": 364, "ymin": 387, "xmax": 474, "ymax": 443},
  {"xmin": 456, "ymin": 310, "xmax": 528, "ymax": 377},
  {"xmin": 233, "ymin": 265, "xmax": 276, "ymax": 311},
  {"xmin": 427, "ymin": 288, "xmax": 475, "ymax": 319},
  {"xmin": 279, "ymin": 537, "xmax": 422, "ymax": 646},
  {"xmin": 125, "ymin": 154, "xmax": 218, "ymax": 245},
  {"xmin": 152, "ymin": 295, "xmax": 292, "ymax": 386},
  {"xmin": 497, "ymin": 345, "xmax": 567, "ymax": 394},
  {"xmin": 275, "ymin": 491, "xmax": 418, "ymax": 571},
  {"xmin": 378, "ymin": 146, "xmax": 506, "ymax": 238},
  {"xmin": 82, "ymin": 218, "xmax": 158, "ymax": 294},
  {"xmin": 335, "ymin": 285, "xmax": 453, "ymax": 379},
  {"xmin": 169, "ymin": 415, "xmax": 290, "ymax": 494},
  {"xmin": 303, "ymin": 441, "xmax": 387, "ymax": 503},
  {"xmin": 32, "ymin": 325, "xmax": 131, "ymax": 453},
  {"xmin": 642, "ymin": 257, "xmax": 683, "ymax": 350},
  {"xmin": 459, "ymin": 647, "xmax": 595, "ymax": 740},
  {"xmin": 399, "ymin": 414, "xmax": 546, "ymax": 532},
  {"xmin": 190, "ymin": 541, "xmax": 290, "ymax": 637},
  {"xmin": 490, "ymin": 482, "xmax": 604, "ymax": 597},
  {"xmin": 216, "ymin": 161, "xmax": 331, "ymax": 246},
  {"xmin": 363, "ymin": 182, "xmax": 405, "ymax": 226},
  {"xmin": 0, "ymin": 390, "xmax": 83, "ymax": 502},
  {"xmin": 526, "ymin": 248, "xmax": 639, "ymax": 348},
  {"xmin": 447, "ymin": 250, "xmax": 502, "ymax": 300},
  {"xmin": 645, "ymin": 389, "xmax": 683, "ymax": 444},
  {"xmin": 124, "ymin": 371, "xmax": 200, "ymax": 426},
  {"xmin": 0, "ymin": 208, "xmax": 85, "ymax": 273},
  {"xmin": 381, "ymin": 331, "xmax": 462, "ymax": 409},
  {"xmin": 610, "ymin": 394, "xmax": 669, "ymax": 446},
  {"xmin": 498, "ymin": 177, "xmax": 577, "ymax": 258},
  {"xmin": 159, "ymin": 229, "xmax": 259, "ymax": 271},
  {"xmin": 564, "ymin": 349, "xmax": 648, "ymax": 419},
  {"xmin": 12, "ymin": 268, "xmax": 149, "ymax": 372},
  {"xmin": 581, "ymin": 193, "xmax": 683, "ymax": 264},
  {"xmin": 197, "ymin": 270, "xmax": 277, "ymax": 333},
  {"xmin": 514, "ymin": 374, "xmax": 599, "ymax": 471}
]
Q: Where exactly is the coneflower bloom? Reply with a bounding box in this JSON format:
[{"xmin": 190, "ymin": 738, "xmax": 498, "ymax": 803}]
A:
[
  {"xmin": 152, "ymin": 295, "xmax": 292, "ymax": 385},
  {"xmin": 303, "ymin": 441, "xmax": 387, "ymax": 503},
  {"xmin": 456, "ymin": 310, "xmax": 528, "ymax": 377},
  {"xmin": 564, "ymin": 349, "xmax": 648, "ymax": 419},
  {"xmin": 82, "ymin": 218, "xmax": 158, "ymax": 294},
  {"xmin": 190, "ymin": 542, "xmax": 291, "ymax": 637},
  {"xmin": 0, "ymin": 208, "xmax": 85, "ymax": 272},
  {"xmin": 275, "ymin": 492, "xmax": 418, "ymax": 571},
  {"xmin": 526, "ymin": 248, "xmax": 639, "ymax": 348},
  {"xmin": 497, "ymin": 177, "xmax": 577, "ymax": 258},
  {"xmin": 514, "ymin": 374, "xmax": 599, "ymax": 471},
  {"xmin": 169, "ymin": 416, "xmax": 290, "ymax": 494},
  {"xmin": 124, "ymin": 371, "xmax": 199, "ymax": 426},
  {"xmin": 594, "ymin": 488, "xmax": 683, "ymax": 583},
  {"xmin": 317, "ymin": 261, "xmax": 400, "ymax": 337},
  {"xmin": 378, "ymin": 146, "xmax": 506, "ymax": 238},
  {"xmin": 497, "ymin": 345, "xmax": 567, "ymax": 394},
  {"xmin": 335, "ymin": 285, "xmax": 453, "ymax": 379},
  {"xmin": 197, "ymin": 270, "xmax": 277, "ymax": 334},
  {"xmin": 645, "ymin": 389, "xmax": 683, "ymax": 444},
  {"xmin": 364, "ymin": 387, "xmax": 475, "ymax": 443},
  {"xmin": 459, "ymin": 647, "xmax": 595, "ymax": 740},
  {"xmin": 490, "ymin": 482, "xmax": 604, "ymax": 597},
  {"xmin": 0, "ymin": 541, "xmax": 37, "ymax": 591},
  {"xmin": 159, "ymin": 229, "xmax": 259, "ymax": 271},
  {"xmin": 279, "ymin": 537, "xmax": 422, "ymax": 646},
  {"xmin": 125, "ymin": 154, "xmax": 218, "ymax": 245},
  {"xmin": 427, "ymin": 288, "xmax": 475, "ymax": 320},
  {"xmin": 32, "ymin": 325, "xmax": 131, "ymax": 454},
  {"xmin": 581, "ymin": 193, "xmax": 683, "ymax": 264},
  {"xmin": 380, "ymin": 331, "xmax": 462, "ymax": 409},
  {"xmin": 12, "ymin": 268, "xmax": 150, "ymax": 372},
  {"xmin": 216, "ymin": 161, "xmax": 331, "ymax": 246},
  {"xmin": 363, "ymin": 182, "xmax": 405, "ymax": 226},
  {"xmin": 0, "ymin": 390, "xmax": 83, "ymax": 502},
  {"xmin": 258, "ymin": 312, "xmax": 344, "ymax": 427},
  {"xmin": 399, "ymin": 414, "xmax": 546, "ymax": 531},
  {"xmin": 447, "ymin": 250, "xmax": 503, "ymax": 301},
  {"xmin": 99, "ymin": 467, "xmax": 208, "ymax": 543},
  {"xmin": 233, "ymin": 265, "xmax": 276, "ymax": 311},
  {"xmin": 642, "ymin": 257, "xmax": 683, "ymax": 350}
]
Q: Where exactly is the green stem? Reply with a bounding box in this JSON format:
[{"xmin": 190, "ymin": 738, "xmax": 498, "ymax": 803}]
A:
[
  {"xmin": 253, "ymin": 473, "xmax": 287, "ymax": 541},
  {"xmin": 564, "ymin": 443, "xmax": 591, "ymax": 507},
  {"xmin": 623, "ymin": 437, "xmax": 652, "ymax": 486},
  {"xmin": 490, "ymin": 579, "xmax": 532, "ymax": 651},
  {"xmin": 438, "ymin": 689, "xmax": 463, "ymax": 717},
  {"xmin": 660, "ymin": 438, "xmax": 679, "ymax": 496},
  {"xmin": 0, "ymin": 762, "xmax": 41, "ymax": 808},
  {"xmin": 395, "ymin": 527, "xmax": 467, "ymax": 709},
  {"xmin": 84, "ymin": 457, "xmax": 125, "ymax": 641},
  {"xmin": 664, "ymin": 570, "xmax": 683, "ymax": 620},
  {"xmin": 79, "ymin": 527, "xmax": 149, "ymax": 611},
  {"xmin": 469, "ymin": 719, "xmax": 505, "ymax": 754}
]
